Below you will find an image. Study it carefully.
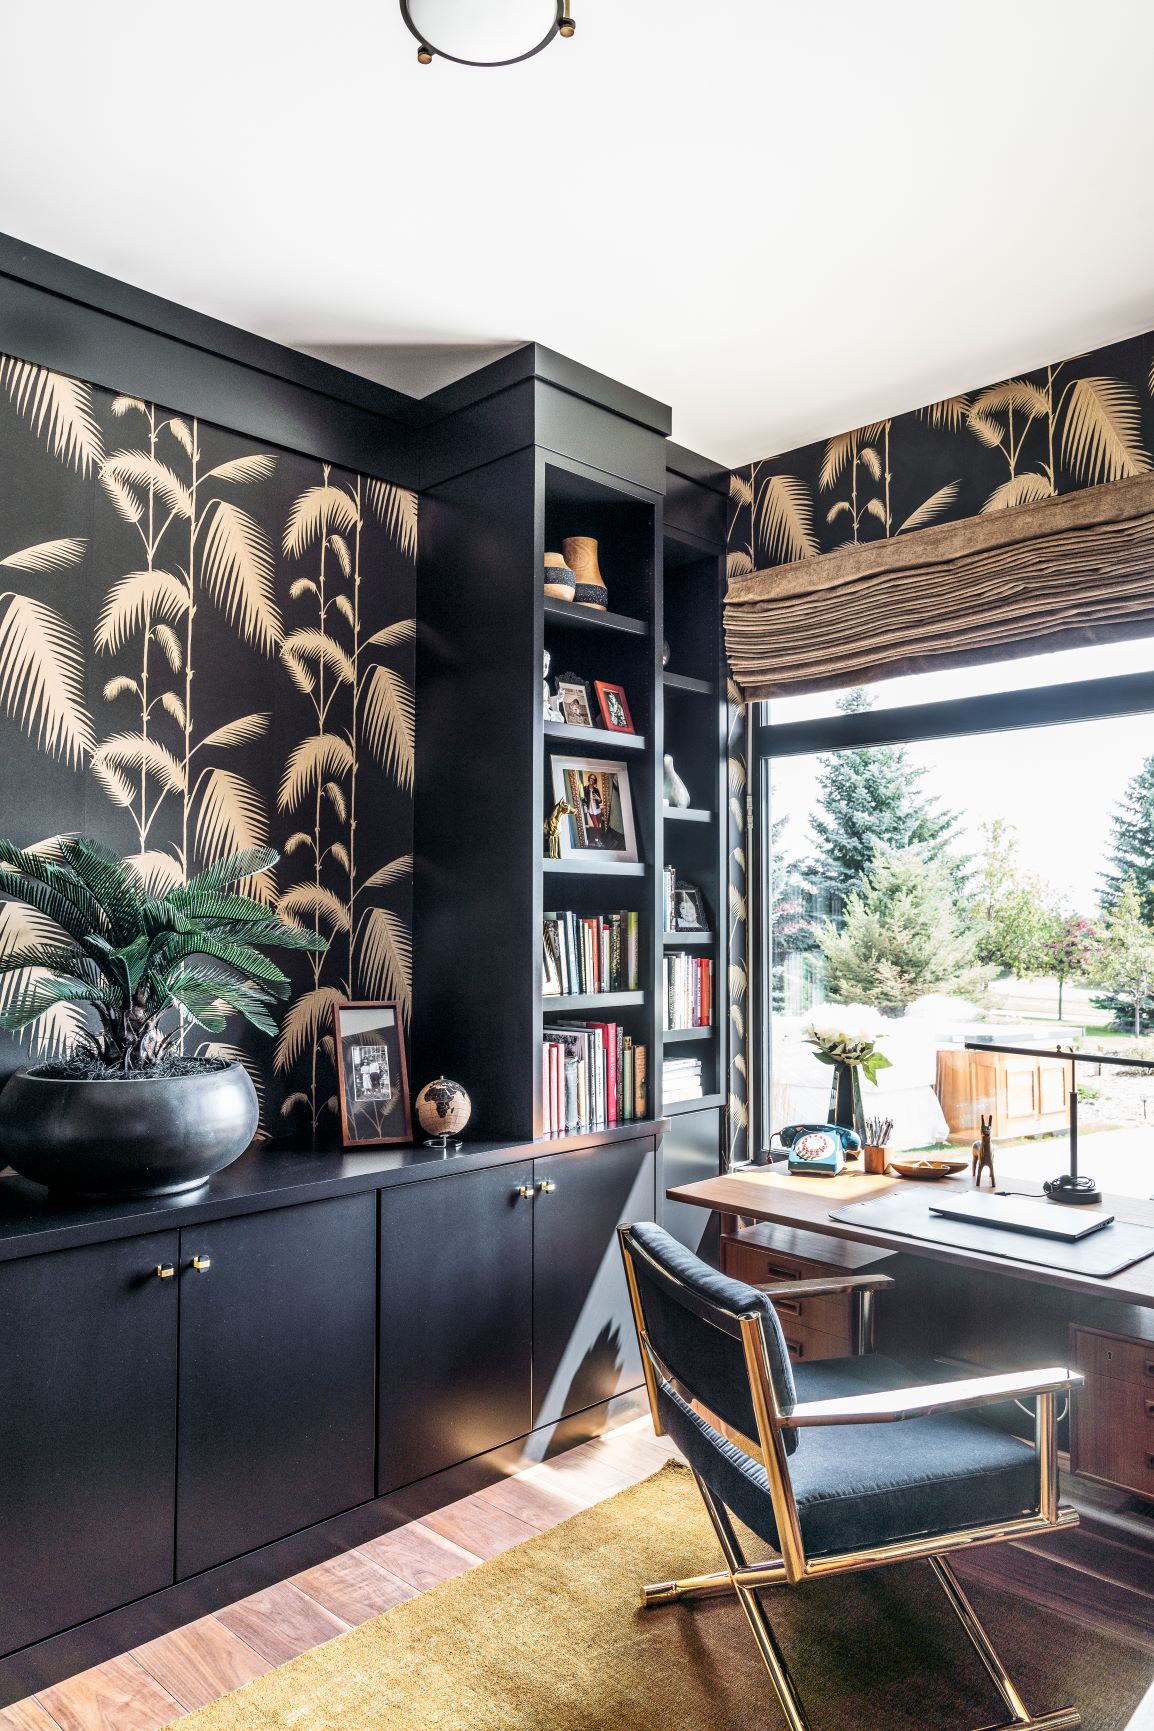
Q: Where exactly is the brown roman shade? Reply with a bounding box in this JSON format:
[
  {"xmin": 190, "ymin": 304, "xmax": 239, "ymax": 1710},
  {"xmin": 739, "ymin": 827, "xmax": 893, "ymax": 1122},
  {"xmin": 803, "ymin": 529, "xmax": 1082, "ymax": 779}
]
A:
[{"xmin": 725, "ymin": 472, "xmax": 1154, "ymax": 702}]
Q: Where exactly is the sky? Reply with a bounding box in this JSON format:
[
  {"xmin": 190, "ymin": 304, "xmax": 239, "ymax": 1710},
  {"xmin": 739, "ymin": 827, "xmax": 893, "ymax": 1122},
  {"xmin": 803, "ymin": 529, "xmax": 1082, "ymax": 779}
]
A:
[{"xmin": 768, "ymin": 635, "xmax": 1154, "ymax": 914}]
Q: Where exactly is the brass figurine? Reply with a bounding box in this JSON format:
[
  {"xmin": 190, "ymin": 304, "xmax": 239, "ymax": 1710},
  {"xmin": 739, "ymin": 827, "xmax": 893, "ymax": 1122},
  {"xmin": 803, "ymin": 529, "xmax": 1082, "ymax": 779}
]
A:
[
  {"xmin": 972, "ymin": 1115, "xmax": 995, "ymax": 1188},
  {"xmin": 544, "ymin": 799, "xmax": 577, "ymax": 859}
]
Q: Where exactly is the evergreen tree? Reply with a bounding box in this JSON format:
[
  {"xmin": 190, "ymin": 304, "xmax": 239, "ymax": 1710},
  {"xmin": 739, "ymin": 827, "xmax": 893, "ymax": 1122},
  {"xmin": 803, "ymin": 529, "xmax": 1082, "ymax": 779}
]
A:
[
  {"xmin": 817, "ymin": 846, "xmax": 981, "ymax": 1014},
  {"xmin": 1102, "ymin": 754, "xmax": 1154, "ymax": 925},
  {"xmin": 808, "ymin": 690, "xmax": 963, "ymax": 902},
  {"xmin": 974, "ymin": 820, "xmax": 1064, "ymax": 978},
  {"xmin": 1093, "ymin": 880, "xmax": 1154, "ymax": 1035}
]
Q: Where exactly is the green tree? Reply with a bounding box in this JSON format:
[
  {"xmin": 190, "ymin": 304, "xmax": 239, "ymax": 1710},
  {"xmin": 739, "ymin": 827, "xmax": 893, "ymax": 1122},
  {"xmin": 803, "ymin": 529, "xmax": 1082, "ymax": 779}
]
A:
[
  {"xmin": 974, "ymin": 820, "xmax": 1064, "ymax": 977},
  {"xmin": 809, "ymin": 690, "xmax": 963, "ymax": 902},
  {"xmin": 1093, "ymin": 881, "xmax": 1154, "ymax": 1035},
  {"xmin": 1102, "ymin": 755, "xmax": 1154, "ymax": 925},
  {"xmin": 817, "ymin": 846, "xmax": 981, "ymax": 1014},
  {"xmin": 1046, "ymin": 915, "xmax": 1099, "ymax": 1020}
]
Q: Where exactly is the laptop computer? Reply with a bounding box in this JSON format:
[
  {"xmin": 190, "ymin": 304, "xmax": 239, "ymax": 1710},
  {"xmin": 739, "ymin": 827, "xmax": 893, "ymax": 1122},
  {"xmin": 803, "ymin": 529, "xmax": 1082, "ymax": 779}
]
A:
[{"xmin": 929, "ymin": 1192, "xmax": 1114, "ymax": 1242}]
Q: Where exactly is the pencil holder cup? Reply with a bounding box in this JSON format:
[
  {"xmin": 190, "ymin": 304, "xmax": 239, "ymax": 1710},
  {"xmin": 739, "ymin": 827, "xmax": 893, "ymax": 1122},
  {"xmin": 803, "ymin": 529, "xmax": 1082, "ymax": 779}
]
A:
[{"xmin": 863, "ymin": 1143, "xmax": 889, "ymax": 1175}]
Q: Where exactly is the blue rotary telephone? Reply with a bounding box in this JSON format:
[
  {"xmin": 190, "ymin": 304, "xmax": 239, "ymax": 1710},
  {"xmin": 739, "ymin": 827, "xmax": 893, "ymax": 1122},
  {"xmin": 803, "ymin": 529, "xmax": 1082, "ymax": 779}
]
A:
[{"xmin": 778, "ymin": 1122, "xmax": 862, "ymax": 1177}]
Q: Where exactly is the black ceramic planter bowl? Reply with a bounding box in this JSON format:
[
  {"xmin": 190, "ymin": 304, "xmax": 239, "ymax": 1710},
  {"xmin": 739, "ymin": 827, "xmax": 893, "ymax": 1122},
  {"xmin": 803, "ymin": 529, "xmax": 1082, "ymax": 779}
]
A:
[{"xmin": 0, "ymin": 1062, "xmax": 259, "ymax": 1199}]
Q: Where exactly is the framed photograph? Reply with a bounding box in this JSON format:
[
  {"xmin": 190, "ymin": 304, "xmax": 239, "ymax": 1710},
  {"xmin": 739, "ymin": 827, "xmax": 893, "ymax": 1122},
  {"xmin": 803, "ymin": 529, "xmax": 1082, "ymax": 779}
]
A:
[
  {"xmin": 673, "ymin": 881, "xmax": 708, "ymax": 932},
  {"xmin": 333, "ymin": 1001, "xmax": 412, "ymax": 1147},
  {"xmin": 593, "ymin": 680, "xmax": 634, "ymax": 734},
  {"xmin": 550, "ymin": 755, "xmax": 639, "ymax": 861},
  {"xmin": 555, "ymin": 676, "xmax": 593, "ymax": 728}
]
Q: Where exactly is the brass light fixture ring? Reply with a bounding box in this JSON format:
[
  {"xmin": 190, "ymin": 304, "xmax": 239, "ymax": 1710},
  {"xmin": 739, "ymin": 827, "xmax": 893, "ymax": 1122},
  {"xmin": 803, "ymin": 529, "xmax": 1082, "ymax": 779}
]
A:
[{"xmin": 400, "ymin": 1, "xmax": 573, "ymax": 67}]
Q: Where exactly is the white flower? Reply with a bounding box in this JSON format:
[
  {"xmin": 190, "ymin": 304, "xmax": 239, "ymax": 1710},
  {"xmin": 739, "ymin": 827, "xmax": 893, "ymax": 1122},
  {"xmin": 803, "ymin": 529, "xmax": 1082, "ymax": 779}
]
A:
[{"xmin": 803, "ymin": 1003, "xmax": 882, "ymax": 1047}]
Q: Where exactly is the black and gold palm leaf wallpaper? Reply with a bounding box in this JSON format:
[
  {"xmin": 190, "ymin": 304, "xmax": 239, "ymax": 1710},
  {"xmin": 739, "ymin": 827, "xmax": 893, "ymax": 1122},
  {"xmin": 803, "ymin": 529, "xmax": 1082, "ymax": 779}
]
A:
[
  {"xmin": 0, "ymin": 354, "xmax": 417, "ymax": 1143},
  {"xmin": 728, "ymin": 327, "xmax": 1154, "ymax": 572},
  {"xmin": 724, "ymin": 323, "xmax": 1154, "ymax": 1163}
]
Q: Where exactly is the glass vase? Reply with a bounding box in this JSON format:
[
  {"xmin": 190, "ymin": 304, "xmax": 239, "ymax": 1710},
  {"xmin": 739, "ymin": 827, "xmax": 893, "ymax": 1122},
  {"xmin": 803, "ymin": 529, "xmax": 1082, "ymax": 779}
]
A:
[{"xmin": 828, "ymin": 1061, "xmax": 865, "ymax": 1152}]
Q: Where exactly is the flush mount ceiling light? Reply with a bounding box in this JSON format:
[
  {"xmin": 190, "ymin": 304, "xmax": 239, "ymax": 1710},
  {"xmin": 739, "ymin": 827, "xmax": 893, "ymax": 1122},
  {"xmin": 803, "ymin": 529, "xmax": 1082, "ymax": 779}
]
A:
[{"xmin": 400, "ymin": 0, "xmax": 574, "ymax": 66}]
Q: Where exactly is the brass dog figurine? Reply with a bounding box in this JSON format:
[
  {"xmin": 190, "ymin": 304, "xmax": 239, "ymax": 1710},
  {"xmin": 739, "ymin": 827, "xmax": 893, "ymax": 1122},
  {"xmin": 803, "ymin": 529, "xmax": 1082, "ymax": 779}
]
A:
[{"xmin": 972, "ymin": 1115, "xmax": 995, "ymax": 1189}]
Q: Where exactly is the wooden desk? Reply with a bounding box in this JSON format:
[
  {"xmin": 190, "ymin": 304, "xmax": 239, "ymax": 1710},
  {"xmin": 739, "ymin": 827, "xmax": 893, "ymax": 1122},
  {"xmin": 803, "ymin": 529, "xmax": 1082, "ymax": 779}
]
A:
[{"xmin": 667, "ymin": 1166, "xmax": 1154, "ymax": 1309}]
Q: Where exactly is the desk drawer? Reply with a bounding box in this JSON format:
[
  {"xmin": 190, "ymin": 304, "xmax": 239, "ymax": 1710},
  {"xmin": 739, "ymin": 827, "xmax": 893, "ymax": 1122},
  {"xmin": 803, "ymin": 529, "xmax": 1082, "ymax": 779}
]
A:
[
  {"xmin": 1070, "ymin": 1372, "xmax": 1154, "ymax": 1499},
  {"xmin": 721, "ymin": 1235, "xmax": 854, "ymax": 1359},
  {"xmin": 1070, "ymin": 1327, "xmax": 1154, "ymax": 1389}
]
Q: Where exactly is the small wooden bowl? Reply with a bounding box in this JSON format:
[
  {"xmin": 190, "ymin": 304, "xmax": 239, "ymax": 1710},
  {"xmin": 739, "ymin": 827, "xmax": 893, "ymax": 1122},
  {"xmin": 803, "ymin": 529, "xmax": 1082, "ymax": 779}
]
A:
[{"xmin": 889, "ymin": 1158, "xmax": 968, "ymax": 1181}]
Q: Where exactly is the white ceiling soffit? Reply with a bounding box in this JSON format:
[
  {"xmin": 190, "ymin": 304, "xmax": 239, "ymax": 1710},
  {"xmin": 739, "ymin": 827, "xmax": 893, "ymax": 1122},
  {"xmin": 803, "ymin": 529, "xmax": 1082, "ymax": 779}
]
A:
[{"xmin": 2, "ymin": 1, "xmax": 1153, "ymax": 467}]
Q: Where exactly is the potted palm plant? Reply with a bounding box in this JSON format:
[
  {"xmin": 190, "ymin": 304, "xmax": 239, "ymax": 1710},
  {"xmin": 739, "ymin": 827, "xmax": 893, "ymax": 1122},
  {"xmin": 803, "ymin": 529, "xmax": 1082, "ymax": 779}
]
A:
[{"xmin": 0, "ymin": 838, "xmax": 326, "ymax": 1198}]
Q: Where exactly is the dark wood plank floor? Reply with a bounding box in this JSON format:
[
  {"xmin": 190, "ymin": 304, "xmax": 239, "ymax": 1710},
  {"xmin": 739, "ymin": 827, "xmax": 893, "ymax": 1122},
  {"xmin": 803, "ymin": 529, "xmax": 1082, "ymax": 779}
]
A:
[{"xmin": 9, "ymin": 1422, "xmax": 1153, "ymax": 1731}]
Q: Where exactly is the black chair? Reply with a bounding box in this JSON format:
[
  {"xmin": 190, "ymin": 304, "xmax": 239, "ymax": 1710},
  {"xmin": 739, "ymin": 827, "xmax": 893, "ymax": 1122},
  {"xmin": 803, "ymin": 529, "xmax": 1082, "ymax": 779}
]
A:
[{"xmin": 619, "ymin": 1220, "xmax": 1083, "ymax": 1731}]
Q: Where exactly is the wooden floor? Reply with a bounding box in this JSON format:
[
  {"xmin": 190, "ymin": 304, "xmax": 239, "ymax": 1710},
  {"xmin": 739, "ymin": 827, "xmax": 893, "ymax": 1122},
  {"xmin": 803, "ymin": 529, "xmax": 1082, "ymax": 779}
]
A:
[{"xmin": 4, "ymin": 1420, "xmax": 1152, "ymax": 1731}]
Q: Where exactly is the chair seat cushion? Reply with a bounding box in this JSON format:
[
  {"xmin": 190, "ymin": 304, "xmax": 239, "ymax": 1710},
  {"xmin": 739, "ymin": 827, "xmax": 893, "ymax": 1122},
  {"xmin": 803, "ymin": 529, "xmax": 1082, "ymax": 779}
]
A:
[{"xmin": 657, "ymin": 1353, "xmax": 1038, "ymax": 1559}]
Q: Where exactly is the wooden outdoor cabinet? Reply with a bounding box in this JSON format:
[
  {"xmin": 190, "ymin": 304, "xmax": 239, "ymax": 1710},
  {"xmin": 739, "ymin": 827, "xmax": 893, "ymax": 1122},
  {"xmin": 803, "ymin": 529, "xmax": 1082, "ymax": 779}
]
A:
[
  {"xmin": 0, "ymin": 1232, "xmax": 179, "ymax": 1654},
  {"xmin": 937, "ymin": 1046, "xmax": 1070, "ymax": 1142}
]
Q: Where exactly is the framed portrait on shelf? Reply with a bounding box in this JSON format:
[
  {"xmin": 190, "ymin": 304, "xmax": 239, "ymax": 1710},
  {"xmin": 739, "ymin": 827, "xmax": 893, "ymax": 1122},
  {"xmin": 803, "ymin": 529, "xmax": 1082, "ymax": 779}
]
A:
[
  {"xmin": 673, "ymin": 881, "xmax": 708, "ymax": 931},
  {"xmin": 593, "ymin": 680, "xmax": 634, "ymax": 734},
  {"xmin": 555, "ymin": 676, "xmax": 593, "ymax": 728},
  {"xmin": 333, "ymin": 1000, "xmax": 412, "ymax": 1147},
  {"xmin": 550, "ymin": 754, "xmax": 639, "ymax": 862}
]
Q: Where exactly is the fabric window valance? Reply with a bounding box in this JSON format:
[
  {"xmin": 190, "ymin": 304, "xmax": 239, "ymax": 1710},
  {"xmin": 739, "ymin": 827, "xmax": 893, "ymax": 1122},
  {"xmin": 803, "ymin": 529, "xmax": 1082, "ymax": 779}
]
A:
[{"xmin": 724, "ymin": 473, "xmax": 1154, "ymax": 701}]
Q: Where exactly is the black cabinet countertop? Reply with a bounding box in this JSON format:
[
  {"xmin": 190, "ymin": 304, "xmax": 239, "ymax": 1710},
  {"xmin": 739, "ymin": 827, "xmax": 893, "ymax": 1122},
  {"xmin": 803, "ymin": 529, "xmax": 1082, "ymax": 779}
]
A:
[{"xmin": 0, "ymin": 1118, "xmax": 668, "ymax": 1262}]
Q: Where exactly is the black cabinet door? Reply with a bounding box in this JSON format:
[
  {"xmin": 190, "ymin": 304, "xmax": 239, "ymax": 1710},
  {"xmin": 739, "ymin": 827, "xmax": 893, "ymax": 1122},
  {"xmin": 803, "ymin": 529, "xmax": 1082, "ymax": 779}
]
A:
[
  {"xmin": 0, "ymin": 1231, "xmax": 178, "ymax": 1652},
  {"xmin": 659, "ymin": 1108, "xmax": 722, "ymax": 1259},
  {"xmin": 379, "ymin": 1161, "xmax": 534, "ymax": 1494},
  {"xmin": 532, "ymin": 1138, "xmax": 655, "ymax": 1429},
  {"xmin": 176, "ymin": 1195, "xmax": 376, "ymax": 1578}
]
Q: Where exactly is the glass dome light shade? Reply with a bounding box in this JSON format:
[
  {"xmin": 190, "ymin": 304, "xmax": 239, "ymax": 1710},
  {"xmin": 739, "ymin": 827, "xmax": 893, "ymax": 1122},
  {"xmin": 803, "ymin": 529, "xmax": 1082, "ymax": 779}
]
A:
[{"xmin": 401, "ymin": 0, "xmax": 565, "ymax": 66}]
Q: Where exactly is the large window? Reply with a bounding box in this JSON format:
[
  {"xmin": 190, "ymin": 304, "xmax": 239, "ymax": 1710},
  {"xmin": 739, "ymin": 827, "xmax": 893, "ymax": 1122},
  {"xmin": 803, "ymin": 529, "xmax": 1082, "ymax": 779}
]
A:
[{"xmin": 754, "ymin": 644, "xmax": 1154, "ymax": 1199}]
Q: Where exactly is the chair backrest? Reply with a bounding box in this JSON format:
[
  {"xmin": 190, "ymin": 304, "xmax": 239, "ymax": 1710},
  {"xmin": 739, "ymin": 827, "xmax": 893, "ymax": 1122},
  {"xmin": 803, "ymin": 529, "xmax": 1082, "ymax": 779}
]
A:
[{"xmin": 620, "ymin": 1221, "xmax": 799, "ymax": 1457}]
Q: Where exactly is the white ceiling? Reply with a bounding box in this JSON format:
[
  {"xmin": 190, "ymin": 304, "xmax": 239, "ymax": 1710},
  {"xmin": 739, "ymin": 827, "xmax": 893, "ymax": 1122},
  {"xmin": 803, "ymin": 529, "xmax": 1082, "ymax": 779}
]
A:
[{"xmin": 3, "ymin": 1, "xmax": 1154, "ymax": 467}]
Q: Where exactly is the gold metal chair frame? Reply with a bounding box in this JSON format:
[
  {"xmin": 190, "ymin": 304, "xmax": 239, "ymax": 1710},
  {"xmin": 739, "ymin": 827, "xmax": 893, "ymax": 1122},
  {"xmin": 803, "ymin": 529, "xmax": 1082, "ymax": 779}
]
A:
[{"xmin": 619, "ymin": 1224, "xmax": 1084, "ymax": 1731}]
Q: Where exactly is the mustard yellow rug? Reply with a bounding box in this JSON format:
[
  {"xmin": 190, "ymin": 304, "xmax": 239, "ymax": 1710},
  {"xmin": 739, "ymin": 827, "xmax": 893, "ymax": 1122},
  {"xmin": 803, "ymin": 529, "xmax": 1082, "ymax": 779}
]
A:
[{"xmin": 168, "ymin": 1463, "xmax": 1152, "ymax": 1731}]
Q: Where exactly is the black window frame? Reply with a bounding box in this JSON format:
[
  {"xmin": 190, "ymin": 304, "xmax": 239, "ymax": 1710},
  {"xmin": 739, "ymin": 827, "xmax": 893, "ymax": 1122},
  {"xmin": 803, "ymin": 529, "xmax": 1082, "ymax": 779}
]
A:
[{"xmin": 748, "ymin": 668, "xmax": 1154, "ymax": 1162}]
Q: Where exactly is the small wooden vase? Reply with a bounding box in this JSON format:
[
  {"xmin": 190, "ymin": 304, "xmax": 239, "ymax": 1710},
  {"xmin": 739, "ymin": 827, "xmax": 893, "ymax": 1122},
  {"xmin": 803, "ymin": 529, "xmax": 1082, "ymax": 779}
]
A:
[
  {"xmin": 561, "ymin": 536, "xmax": 608, "ymax": 610},
  {"xmin": 543, "ymin": 552, "xmax": 576, "ymax": 602}
]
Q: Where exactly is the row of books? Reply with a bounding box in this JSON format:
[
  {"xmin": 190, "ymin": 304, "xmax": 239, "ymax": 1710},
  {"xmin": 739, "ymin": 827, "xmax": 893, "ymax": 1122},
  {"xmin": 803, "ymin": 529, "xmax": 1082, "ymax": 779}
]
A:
[
  {"xmin": 542, "ymin": 910, "xmax": 640, "ymax": 998},
  {"xmin": 663, "ymin": 953, "xmax": 713, "ymax": 1030},
  {"xmin": 663, "ymin": 1056, "xmax": 704, "ymax": 1104},
  {"xmin": 541, "ymin": 1023, "xmax": 648, "ymax": 1134}
]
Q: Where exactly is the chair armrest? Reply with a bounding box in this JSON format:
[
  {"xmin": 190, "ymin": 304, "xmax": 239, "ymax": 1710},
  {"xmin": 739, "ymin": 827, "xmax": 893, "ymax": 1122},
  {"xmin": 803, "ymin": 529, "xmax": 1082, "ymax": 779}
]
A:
[
  {"xmin": 753, "ymin": 1272, "xmax": 896, "ymax": 1302},
  {"xmin": 781, "ymin": 1365, "xmax": 1082, "ymax": 1427}
]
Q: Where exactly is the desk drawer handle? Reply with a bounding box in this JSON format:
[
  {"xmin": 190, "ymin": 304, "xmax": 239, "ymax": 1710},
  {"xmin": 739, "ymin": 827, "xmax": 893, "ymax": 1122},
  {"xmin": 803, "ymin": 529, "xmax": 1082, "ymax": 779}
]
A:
[
  {"xmin": 763, "ymin": 1264, "xmax": 800, "ymax": 1284},
  {"xmin": 773, "ymin": 1298, "xmax": 803, "ymax": 1318},
  {"xmin": 1146, "ymin": 1360, "xmax": 1154, "ymax": 1378},
  {"xmin": 1146, "ymin": 1398, "xmax": 1154, "ymax": 1418},
  {"xmin": 785, "ymin": 1338, "xmax": 804, "ymax": 1361},
  {"xmin": 1148, "ymin": 1452, "xmax": 1154, "ymax": 1471}
]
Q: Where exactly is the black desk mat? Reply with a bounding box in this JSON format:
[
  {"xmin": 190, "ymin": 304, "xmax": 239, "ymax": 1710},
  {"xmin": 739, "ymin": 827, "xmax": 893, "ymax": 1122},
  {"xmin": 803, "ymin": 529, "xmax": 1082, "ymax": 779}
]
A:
[{"xmin": 830, "ymin": 1190, "xmax": 1154, "ymax": 1277}]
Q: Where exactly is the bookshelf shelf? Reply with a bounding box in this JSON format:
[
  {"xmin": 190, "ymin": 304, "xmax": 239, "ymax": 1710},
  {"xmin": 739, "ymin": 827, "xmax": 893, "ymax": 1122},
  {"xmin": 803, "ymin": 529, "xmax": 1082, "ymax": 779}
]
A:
[
  {"xmin": 663, "ymin": 806, "xmax": 713, "ymax": 824},
  {"xmin": 663, "ymin": 671, "xmax": 715, "ymax": 696},
  {"xmin": 543, "ymin": 597, "xmax": 648, "ymax": 637},
  {"xmin": 543, "ymin": 990, "xmax": 646, "ymax": 1013},
  {"xmin": 543, "ymin": 720, "xmax": 645, "ymax": 753},
  {"xmin": 663, "ymin": 930, "xmax": 716, "ymax": 947},
  {"xmin": 541, "ymin": 857, "xmax": 648, "ymax": 878},
  {"xmin": 665, "ymin": 1092, "xmax": 726, "ymax": 1116},
  {"xmin": 663, "ymin": 1025, "xmax": 714, "ymax": 1043}
]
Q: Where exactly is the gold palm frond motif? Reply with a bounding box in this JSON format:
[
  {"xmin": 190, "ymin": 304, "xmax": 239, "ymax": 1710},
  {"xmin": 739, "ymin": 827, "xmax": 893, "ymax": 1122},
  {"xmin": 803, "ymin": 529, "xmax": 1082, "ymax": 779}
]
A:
[
  {"xmin": 0, "ymin": 590, "xmax": 94, "ymax": 766},
  {"xmin": 859, "ymin": 446, "xmax": 882, "ymax": 482},
  {"xmin": 1061, "ymin": 376, "xmax": 1151, "ymax": 485},
  {"xmin": 819, "ymin": 423, "xmax": 886, "ymax": 491},
  {"xmin": 367, "ymin": 479, "xmax": 418, "ymax": 560},
  {"xmin": 981, "ymin": 472, "xmax": 1054, "ymax": 514},
  {"xmin": 0, "ymin": 359, "xmax": 103, "ymax": 474},
  {"xmin": 94, "ymin": 570, "xmax": 188, "ymax": 654},
  {"xmin": 198, "ymin": 713, "xmax": 270, "ymax": 751},
  {"xmin": 358, "ymin": 905, "xmax": 412, "ymax": 1019},
  {"xmin": 728, "ymin": 962, "xmax": 747, "ymax": 1003},
  {"xmin": 918, "ymin": 395, "xmax": 971, "ymax": 431},
  {"xmin": 101, "ymin": 450, "xmax": 192, "ymax": 519},
  {"xmin": 204, "ymin": 454, "xmax": 276, "ymax": 486},
  {"xmin": 201, "ymin": 500, "xmax": 283, "ymax": 653},
  {"xmin": 364, "ymin": 619, "xmax": 416, "ymax": 651},
  {"xmin": 93, "ymin": 760, "xmax": 135, "ymax": 807},
  {"xmin": 153, "ymin": 624, "xmax": 183, "ymax": 671},
  {"xmin": 324, "ymin": 780, "xmax": 347, "ymax": 821},
  {"xmin": 726, "ymin": 549, "xmax": 753, "ymax": 580},
  {"xmin": 274, "ymin": 985, "xmax": 344, "ymax": 1074},
  {"xmin": 0, "ymin": 538, "xmax": 86, "ymax": 573},
  {"xmin": 970, "ymin": 380, "xmax": 1049, "ymax": 421},
  {"xmin": 896, "ymin": 481, "xmax": 961, "ymax": 534},
  {"xmin": 729, "ymin": 471, "xmax": 754, "ymax": 508},
  {"xmin": 728, "ymin": 1091, "xmax": 749, "ymax": 1132},
  {"xmin": 727, "ymin": 755, "xmax": 746, "ymax": 795},
  {"xmin": 281, "ymin": 628, "xmax": 356, "ymax": 687},
  {"xmin": 361, "ymin": 664, "xmax": 415, "ymax": 791},
  {"xmin": 282, "ymin": 484, "xmax": 359, "ymax": 558},
  {"xmin": 160, "ymin": 691, "xmax": 185, "ymax": 727},
  {"xmin": 277, "ymin": 883, "xmax": 351, "ymax": 934},
  {"xmin": 195, "ymin": 766, "xmax": 269, "ymax": 869},
  {"xmin": 111, "ymin": 395, "xmax": 146, "ymax": 417},
  {"xmin": 0, "ymin": 901, "xmax": 84, "ymax": 1060},
  {"xmin": 361, "ymin": 853, "xmax": 413, "ymax": 891},
  {"xmin": 124, "ymin": 851, "xmax": 183, "ymax": 894},
  {"xmin": 94, "ymin": 732, "xmax": 185, "ymax": 794},
  {"xmin": 278, "ymin": 734, "xmax": 356, "ymax": 812},
  {"xmin": 102, "ymin": 676, "xmax": 138, "ymax": 702},
  {"xmin": 756, "ymin": 474, "xmax": 818, "ymax": 563}
]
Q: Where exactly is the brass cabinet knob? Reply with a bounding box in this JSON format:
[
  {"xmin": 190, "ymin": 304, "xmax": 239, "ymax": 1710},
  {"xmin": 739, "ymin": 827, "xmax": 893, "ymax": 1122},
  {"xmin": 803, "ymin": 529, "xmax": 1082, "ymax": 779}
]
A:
[
  {"xmin": 155, "ymin": 1263, "xmax": 175, "ymax": 1279},
  {"xmin": 538, "ymin": 1179, "xmax": 556, "ymax": 1195},
  {"xmin": 190, "ymin": 1255, "xmax": 212, "ymax": 1272},
  {"xmin": 515, "ymin": 1184, "xmax": 534, "ymax": 1199}
]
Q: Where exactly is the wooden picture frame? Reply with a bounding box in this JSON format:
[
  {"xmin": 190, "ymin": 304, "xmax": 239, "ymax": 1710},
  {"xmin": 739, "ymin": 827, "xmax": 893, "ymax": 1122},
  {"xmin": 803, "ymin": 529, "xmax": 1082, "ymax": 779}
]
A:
[
  {"xmin": 555, "ymin": 677, "xmax": 593, "ymax": 728},
  {"xmin": 549, "ymin": 754, "xmax": 640, "ymax": 862},
  {"xmin": 333, "ymin": 1000, "xmax": 412, "ymax": 1147},
  {"xmin": 593, "ymin": 679, "xmax": 634, "ymax": 733}
]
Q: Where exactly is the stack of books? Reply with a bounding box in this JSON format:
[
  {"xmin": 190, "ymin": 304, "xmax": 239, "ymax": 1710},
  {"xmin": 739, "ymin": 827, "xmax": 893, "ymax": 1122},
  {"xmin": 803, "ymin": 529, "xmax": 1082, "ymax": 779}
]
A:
[
  {"xmin": 543, "ymin": 910, "xmax": 640, "ymax": 997},
  {"xmin": 663, "ymin": 1057, "xmax": 704, "ymax": 1104},
  {"xmin": 663, "ymin": 953, "xmax": 713, "ymax": 1030},
  {"xmin": 541, "ymin": 1023, "xmax": 648, "ymax": 1133}
]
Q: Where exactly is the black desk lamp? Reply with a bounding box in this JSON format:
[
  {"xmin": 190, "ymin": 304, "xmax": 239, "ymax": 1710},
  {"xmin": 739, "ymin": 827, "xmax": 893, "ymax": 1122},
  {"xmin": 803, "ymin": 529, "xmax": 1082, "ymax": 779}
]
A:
[{"xmin": 963, "ymin": 1041, "xmax": 1154, "ymax": 1205}]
